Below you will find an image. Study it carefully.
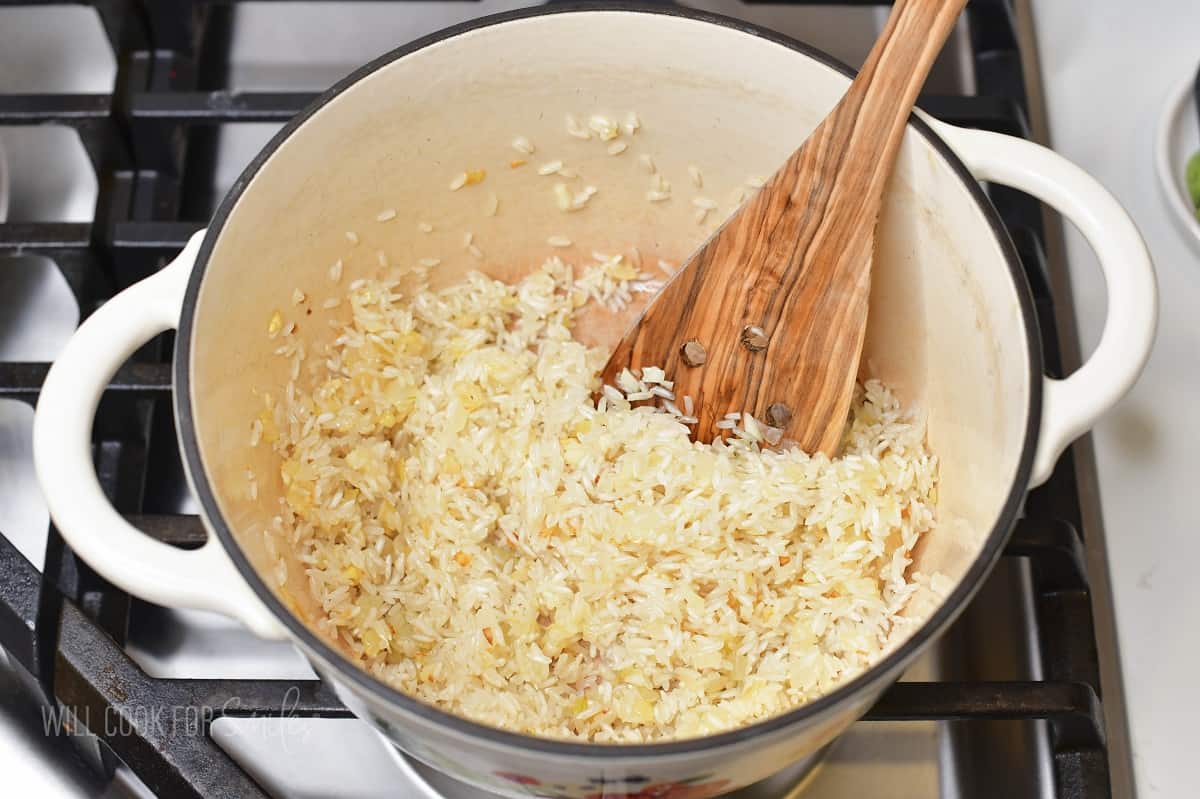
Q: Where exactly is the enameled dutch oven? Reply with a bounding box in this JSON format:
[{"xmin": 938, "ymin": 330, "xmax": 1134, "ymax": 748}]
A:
[{"xmin": 32, "ymin": 6, "xmax": 1156, "ymax": 798}]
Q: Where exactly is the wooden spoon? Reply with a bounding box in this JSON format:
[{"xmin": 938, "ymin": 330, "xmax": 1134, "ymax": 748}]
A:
[{"xmin": 600, "ymin": 0, "xmax": 967, "ymax": 454}]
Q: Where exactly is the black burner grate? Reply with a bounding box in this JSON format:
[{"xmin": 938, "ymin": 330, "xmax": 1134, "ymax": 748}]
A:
[{"xmin": 0, "ymin": 2, "xmax": 1117, "ymax": 797}]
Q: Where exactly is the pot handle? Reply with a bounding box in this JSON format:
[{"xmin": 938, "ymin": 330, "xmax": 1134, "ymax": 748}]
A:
[
  {"xmin": 929, "ymin": 120, "xmax": 1157, "ymax": 487},
  {"xmin": 32, "ymin": 230, "xmax": 287, "ymax": 639}
]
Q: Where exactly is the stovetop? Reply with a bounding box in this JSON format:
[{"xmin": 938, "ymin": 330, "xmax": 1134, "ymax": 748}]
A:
[{"xmin": 0, "ymin": 2, "xmax": 1130, "ymax": 798}]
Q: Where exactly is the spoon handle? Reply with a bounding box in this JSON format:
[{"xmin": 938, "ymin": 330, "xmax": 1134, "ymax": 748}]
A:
[
  {"xmin": 599, "ymin": 0, "xmax": 970, "ymax": 454},
  {"xmin": 810, "ymin": 0, "xmax": 969, "ymax": 217}
]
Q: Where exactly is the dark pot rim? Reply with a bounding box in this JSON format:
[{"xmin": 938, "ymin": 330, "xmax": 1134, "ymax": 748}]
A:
[{"xmin": 174, "ymin": 2, "xmax": 1043, "ymax": 759}]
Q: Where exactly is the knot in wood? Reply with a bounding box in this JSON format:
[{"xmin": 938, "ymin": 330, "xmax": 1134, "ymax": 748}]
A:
[
  {"xmin": 766, "ymin": 402, "xmax": 793, "ymax": 428},
  {"xmin": 740, "ymin": 325, "xmax": 768, "ymax": 352},
  {"xmin": 680, "ymin": 339, "xmax": 708, "ymax": 367}
]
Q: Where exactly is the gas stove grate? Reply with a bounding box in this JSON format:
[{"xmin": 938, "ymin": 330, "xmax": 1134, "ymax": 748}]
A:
[{"xmin": 0, "ymin": 2, "xmax": 1116, "ymax": 797}]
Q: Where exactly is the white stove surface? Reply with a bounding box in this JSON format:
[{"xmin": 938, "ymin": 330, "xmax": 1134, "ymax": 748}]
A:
[
  {"xmin": 1032, "ymin": 2, "xmax": 1199, "ymax": 797},
  {"xmin": 0, "ymin": 4, "xmax": 1061, "ymax": 798}
]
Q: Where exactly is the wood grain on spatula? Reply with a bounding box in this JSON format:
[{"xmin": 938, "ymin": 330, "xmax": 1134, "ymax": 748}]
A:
[{"xmin": 601, "ymin": 0, "xmax": 967, "ymax": 455}]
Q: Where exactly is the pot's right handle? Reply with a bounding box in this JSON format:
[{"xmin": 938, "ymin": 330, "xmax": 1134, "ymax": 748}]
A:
[
  {"xmin": 930, "ymin": 120, "xmax": 1158, "ymax": 487},
  {"xmin": 32, "ymin": 231, "xmax": 286, "ymax": 639}
]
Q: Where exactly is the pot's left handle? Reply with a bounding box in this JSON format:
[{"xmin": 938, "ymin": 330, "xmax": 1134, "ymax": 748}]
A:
[{"xmin": 32, "ymin": 231, "xmax": 287, "ymax": 639}]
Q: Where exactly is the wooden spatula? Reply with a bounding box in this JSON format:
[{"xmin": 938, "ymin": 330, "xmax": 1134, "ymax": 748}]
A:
[{"xmin": 601, "ymin": 0, "xmax": 967, "ymax": 454}]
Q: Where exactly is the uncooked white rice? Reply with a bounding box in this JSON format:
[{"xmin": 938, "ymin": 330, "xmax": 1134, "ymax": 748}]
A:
[
  {"xmin": 587, "ymin": 115, "xmax": 619, "ymax": 141},
  {"xmin": 622, "ymin": 111, "xmax": 641, "ymax": 136},
  {"xmin": 264, "ymin": 253, "xmax": 939, "ymax": 743},
  {"xmin": 554, "ymin": 183, "xmax": 572, "ymax": 211},
  {"xmin": 565, "ymin": 114, "xmax": 591, "ymax": 140}
]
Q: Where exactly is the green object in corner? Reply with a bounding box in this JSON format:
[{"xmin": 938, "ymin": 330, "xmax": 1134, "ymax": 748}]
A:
[{"xmin": 1188, "ymin": 150, "xmax": 1200, "ymax": 209}]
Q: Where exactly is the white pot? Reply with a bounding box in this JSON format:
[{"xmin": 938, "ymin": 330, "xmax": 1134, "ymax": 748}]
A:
[{"xmin": 32, "ymin": 7, "xmax": 1156, "ymax": 798}]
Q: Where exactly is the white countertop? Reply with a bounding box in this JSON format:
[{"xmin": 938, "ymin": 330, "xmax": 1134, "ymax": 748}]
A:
[{"xmin": 1032, "ymin": 2, "xmax": 1199, "ymax": 796}]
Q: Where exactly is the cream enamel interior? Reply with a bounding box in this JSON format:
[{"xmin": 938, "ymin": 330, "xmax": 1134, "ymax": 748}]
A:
[{"xmin": 188, "ymin": 12, "xmax": 1031, "ymax": 673}]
